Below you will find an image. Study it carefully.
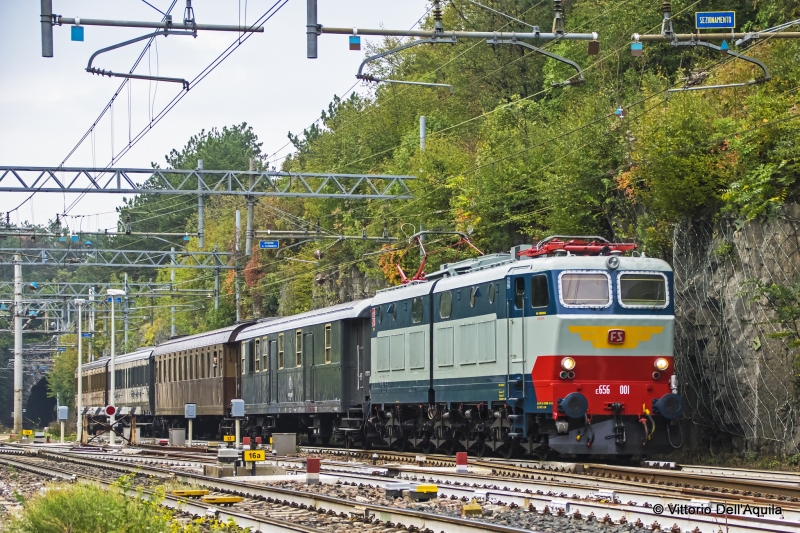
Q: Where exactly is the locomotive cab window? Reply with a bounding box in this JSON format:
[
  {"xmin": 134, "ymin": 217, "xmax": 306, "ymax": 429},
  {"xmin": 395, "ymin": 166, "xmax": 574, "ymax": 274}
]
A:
[
  {"xmin": 411, "ymin": 297, "xmax": 424, "ymax": 323},
  {"xmin": 324, "ymin": 324, "xmax": 332, "ymax": 364},
  {"xmin": 439, "ymin": 291, "xmax": 452, "ymax": 319},
  {"xmin": 619, "ymin": 272, "xmax": 668, "ymax": 308},
  {"xmin": 531, "ymin": 274, "xmax": 550, "ymax": 308},
  {"xmin": 559, "ymin": 271, "xmax": 611, "ymax": 308}
]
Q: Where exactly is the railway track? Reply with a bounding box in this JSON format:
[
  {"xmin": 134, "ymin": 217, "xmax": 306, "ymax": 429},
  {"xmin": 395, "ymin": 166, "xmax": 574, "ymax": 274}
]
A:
[
  {"xmin": 4, "ymin": 443, "xmax": 800, "ymax": 532},
  {"xmin": 0, "ymin": 446, "xmax": 542, "ymax": 533}
]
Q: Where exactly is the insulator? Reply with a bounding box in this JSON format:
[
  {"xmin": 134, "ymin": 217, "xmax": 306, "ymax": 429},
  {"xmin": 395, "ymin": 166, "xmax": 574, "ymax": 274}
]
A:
[
  {"xmin": 433, "ymin": 0, "xmax": 442, "ymax": 22},
  {"xmin": 662, "ymin": 0, "xmax": 672, "ymax": 14}
]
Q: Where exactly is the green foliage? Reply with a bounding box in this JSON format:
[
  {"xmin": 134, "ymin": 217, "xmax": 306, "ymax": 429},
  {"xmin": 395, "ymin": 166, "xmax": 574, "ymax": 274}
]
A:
[
  {"xmin": 744, "ymin": 279, "xmax": 800, "ymax": 394},
  {"xmin": 3, "ymin": 481, "xmax": 172, "ymax": 533},
  {"xmin": 47, "ymin": 335, "xmax": 78, "ymax": 410}
]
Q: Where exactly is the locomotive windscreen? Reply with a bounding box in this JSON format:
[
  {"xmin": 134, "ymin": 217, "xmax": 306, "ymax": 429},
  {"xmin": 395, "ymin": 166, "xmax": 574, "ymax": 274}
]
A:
[
  {"xmin": 560, "ymin": 272, "xmax": 611, "ymax": 307},
  {"xmin": 619, "ymin": 273, "xmax": 668, "ymax": 307}
]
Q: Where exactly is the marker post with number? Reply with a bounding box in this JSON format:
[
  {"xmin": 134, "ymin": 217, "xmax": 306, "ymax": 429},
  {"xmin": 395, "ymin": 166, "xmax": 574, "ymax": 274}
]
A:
[{"xmin": 243, "ymin": 449, "xmax": 265, "ymax": 476}]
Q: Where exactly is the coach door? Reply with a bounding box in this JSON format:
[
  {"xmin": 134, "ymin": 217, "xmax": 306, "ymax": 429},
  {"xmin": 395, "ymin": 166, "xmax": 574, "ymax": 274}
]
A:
[
  {"xmin": 304, "ymin": 333, "xmax": 315, "ymax": 403},
  {"xmin": 507, "ymin": 275, "xmax": 526, "ymax": 380},
  {"xmin": 270, "ymin": 339, "xmax": 278, "ymax": 404}
]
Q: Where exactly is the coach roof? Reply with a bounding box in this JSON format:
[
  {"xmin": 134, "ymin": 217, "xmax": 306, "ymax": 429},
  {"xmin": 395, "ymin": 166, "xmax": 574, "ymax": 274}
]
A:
[
  {"xmin": 236, "ymin": 299, "xmax": 372, "ymax": 341},
  {"xmin": 152, "ymin": 323, "xmax": 252, "ymax": 356}
]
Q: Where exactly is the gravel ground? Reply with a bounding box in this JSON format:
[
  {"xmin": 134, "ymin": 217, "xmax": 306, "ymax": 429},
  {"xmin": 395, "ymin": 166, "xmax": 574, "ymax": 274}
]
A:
[{"xmin": 266, "ymin": 480, "xmax": 669, "ymax": 533}]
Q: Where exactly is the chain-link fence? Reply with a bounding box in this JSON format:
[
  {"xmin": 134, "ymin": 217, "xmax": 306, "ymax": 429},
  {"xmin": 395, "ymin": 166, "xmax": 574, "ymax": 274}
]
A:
[{"xmin": 673, "ymin": 205, "xmax": 800, "ymax": 454}]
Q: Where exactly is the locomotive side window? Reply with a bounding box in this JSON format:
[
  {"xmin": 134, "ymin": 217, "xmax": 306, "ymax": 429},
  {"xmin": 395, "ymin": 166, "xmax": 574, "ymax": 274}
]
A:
[
  {"xmin": 514, "ymin": 278, "xmax": 525, "ymax": 309},
  {"xmin": 439, "ymin": 291, "xmax": 452, "ymax": 319},
  {"xmin": 559, "ymin": 272, "xmax": 611, "ymax": 308},
  {"xmin": 619, "ymin": 272, "xmax": 668, "ymax": 308},
  {"xmin": 488, "ymin": 283, "xmax": 496, "ymax": 304},
  {"xmin": 295, "ymin": 330, "xmax": 303, "ymax": 367},
  {"xmin": 531, "ymin": 274, "xmax": 550, "ymax": 308},
  {"xmin": 411, "ymin": 297, "xmax": 424, "ymax": 323},
  {"xmin": 469, "ymin": 287, "xmax": 479, "ymax": 307},
  {"xmin": 388, "ymin": 303, "xmax": 397, "ymax": 321},
  {"xmin": 324, "ymin": 324, "xmax": 332, "ymax": 364},
  {"xmin": 278, "ymin": 334, "xmax": 285, "ymax": 369}
]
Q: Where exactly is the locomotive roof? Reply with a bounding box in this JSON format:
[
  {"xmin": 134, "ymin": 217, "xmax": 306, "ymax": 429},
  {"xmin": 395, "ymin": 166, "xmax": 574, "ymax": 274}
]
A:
[
  {"xmin": 152, "ymin": 323, "xmax": 251, "ymax": 355},
  {"xmin": 372, "ymin": 254, "xmax": 672, "ymax": 304},
  {"xmin": 236, "ymin": 299, "xmax": 372, "ymax": 341}
]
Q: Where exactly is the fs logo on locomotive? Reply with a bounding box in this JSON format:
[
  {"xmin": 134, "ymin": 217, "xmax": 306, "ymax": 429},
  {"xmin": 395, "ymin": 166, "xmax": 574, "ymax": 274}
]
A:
[{"xmin": 607, "ymin": 329, "xmax": 625, "ymax": 344}]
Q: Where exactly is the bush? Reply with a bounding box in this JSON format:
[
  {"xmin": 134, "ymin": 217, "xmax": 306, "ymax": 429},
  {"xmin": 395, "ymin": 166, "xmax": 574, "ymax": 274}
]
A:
[{"xmin": 4, "ymin": 481, "xmax": 172, "ymax": 533}]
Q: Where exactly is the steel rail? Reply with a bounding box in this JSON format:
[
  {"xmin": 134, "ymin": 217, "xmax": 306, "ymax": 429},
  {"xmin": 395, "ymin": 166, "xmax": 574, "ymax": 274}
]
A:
[
  {"xmin": 44, "ymin": 445, "xmax": 800, "ymax": 531},
  {"xmin": 30, "ymin": 449, "xmax": 540, "ymax": 533},
  {"xmin": 0, "ymin": 454, "xmax": 320, "ymax": 533}
]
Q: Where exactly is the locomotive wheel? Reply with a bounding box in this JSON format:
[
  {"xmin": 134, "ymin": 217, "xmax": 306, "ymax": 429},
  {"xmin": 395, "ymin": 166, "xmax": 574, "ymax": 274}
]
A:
[
  {"xmin": 438, "ymin": 439, "xmax": 456, "ymax": 456},
  {"xmin": 472, "ymin": 443, "xmax": 491, "ymax": 458},
  {"xmin": 499, "ymin": 443, "xmax": 518, "ymax": 459},
  {"xmin": 420, "ymin": 440, "xmax": 435, "ymax": 454}
]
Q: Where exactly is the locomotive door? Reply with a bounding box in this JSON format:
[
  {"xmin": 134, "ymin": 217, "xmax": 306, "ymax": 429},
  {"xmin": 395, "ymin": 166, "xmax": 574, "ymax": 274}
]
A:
[
  {"xmin": 304, "ymin": 333, "xmax": 315, "ymax": 402},
  {"xmin": 507, "ymin": 275, "xmax": 526, "ymax": 379}
]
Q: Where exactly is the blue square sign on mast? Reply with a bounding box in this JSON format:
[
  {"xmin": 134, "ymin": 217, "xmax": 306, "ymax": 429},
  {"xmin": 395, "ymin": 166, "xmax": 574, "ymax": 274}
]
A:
[
  {"xmin": 695, "ymin": 11, "xmax": 735, "ymax": 29},
  {"xmin": 259, "ymin": 240, "xmax": 280, "ymax": 250}
]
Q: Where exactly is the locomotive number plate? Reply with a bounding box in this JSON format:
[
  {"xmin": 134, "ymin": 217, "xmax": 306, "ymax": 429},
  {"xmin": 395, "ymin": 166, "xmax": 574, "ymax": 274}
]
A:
[
  {"xmin": 223, "ymin": 435, "xmax": 235, "ymax": 442},
  {"xmin": 607, "ymin": 329, "xmax": 626, "ymax": 344},
  {"xmin": 596, "ymin": 385, "xmax": 611, "ymax": 394}
]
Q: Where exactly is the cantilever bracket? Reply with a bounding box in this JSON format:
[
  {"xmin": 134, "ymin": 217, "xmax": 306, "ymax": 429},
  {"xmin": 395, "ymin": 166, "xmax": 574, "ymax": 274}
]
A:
[
  {"xmin": 486, "ymin": 37, "xmax": 585, "ymax": 86},
  {"xmin": 356, "ymin": 37, "xmax": 457, "ymax": 91},
  {"xmin": 86, "ymin": 30, "xmax": 196, "ymax": 90},
  {"xmin": 666, "ymin": 40, "xmax": 770, "ymax": 96}
]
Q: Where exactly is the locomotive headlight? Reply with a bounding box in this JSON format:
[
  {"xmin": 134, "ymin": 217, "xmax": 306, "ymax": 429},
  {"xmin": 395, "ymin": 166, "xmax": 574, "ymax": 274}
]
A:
[
  {"xmin": 654, "ymin": 358, "xmax": 669, "ymax": 371},
  {"xmin": 561, "ymin": 357, "xmax": 576, "ymax": 371}
]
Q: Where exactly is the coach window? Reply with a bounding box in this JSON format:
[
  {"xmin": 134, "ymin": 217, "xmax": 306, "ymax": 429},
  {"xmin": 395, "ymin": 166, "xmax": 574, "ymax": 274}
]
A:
[
  {"xmin": 189, "ymin": 353, "xmax": 194, "ymax": 380},
  {"xmin": 325, "ymin": 324, "xmax": 332, "ymax": 364},
  {"xmin": 261, "ymin": 338, "xmax": 268, "ymax": 371},
  {"xmin": 411, "ymin": 297, "xmax": 424, "ymax": 323},
  {"xmin": 531, "ymin": 274, "xmax": 550, "ymax": 308},
  {"xmin": 439, "ymin": 291, "xmax": 452, "ymax": 319},
  {"xmin": 514, "ymin": 278, "xmax": 525, "ymax": 309},
  {"xmin": 278, "ymin": 334, "xmax": 285, "ymax": 369},
  {"xmin": 241, "ymin": 342, "xmax": 247, "ymax": 375},
  {"xmin": 212, "ymin": 350, "xmax": 218, "ymax": 377},
  {"xmin": 254, "ymin": 339, "xmax": 261, "ymax": 372},
  {"xmin": 296, "ymin": 330, "xmax": 303, "ymax": 367}
]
